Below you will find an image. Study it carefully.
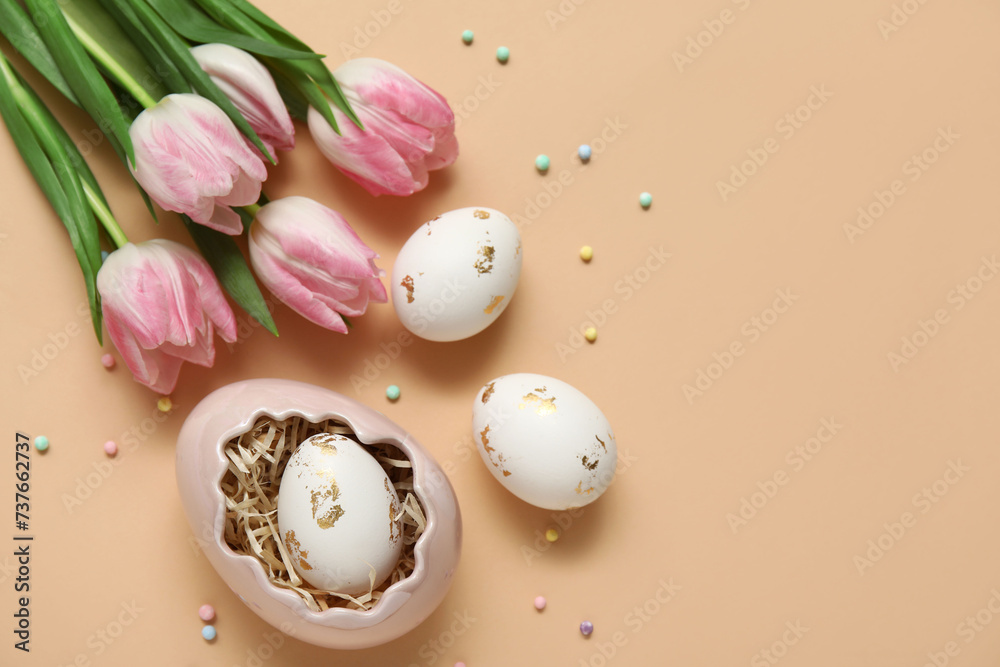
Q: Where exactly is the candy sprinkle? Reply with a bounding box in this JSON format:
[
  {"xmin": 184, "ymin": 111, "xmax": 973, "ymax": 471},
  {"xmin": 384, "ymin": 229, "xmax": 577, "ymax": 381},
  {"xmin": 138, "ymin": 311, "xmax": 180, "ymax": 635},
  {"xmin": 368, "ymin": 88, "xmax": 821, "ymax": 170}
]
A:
[
  {"xmin": 580, "ymin": 621, "xmax": 594, "ymax": 637},
  {"xmin": 100, "ymin": 353, "xmax": 115, "ymax": 369},
  {"xmin": 103, "ymin": 440, "xmax": 118, "ymax": 457},
  {"xmin": 198, "ymin": 604, "xmax": 215, "ymax": 622},
  {"xmin": 461, "ymin": 30, "xmax": 474, "ymax": 44},
  {"xmin": 535, "ymin": 154, "xmax": 550, "ymax": 172},
  {"xmin": 585, "ymin": 327, "xmax": 598, "ymax": 343},
  {"xmin": 578, "ymin": 144, "xmax": 592, "ymax": 161},
  {"xmin": 580, "ymin": 246, "xmax": 593, "ymax": 262},
  {"xmin": 545, "ymin": 528, "xmax": 559, "ymax": 542},
  {"xmin": 639, "ymin": 192, "xmax": 653, "ymax": 209},
  {"xmin": 454, "ymin": 663, "xmax": 467, "ymax": 667},
  {"xmin": 34, "ymin": 436, "xmax": 49, "ymax": 452},
  {"xmin": 386, "ymin": 385, "xmax": 401, "ymax": 401},
  {"xmin": 534, "ymin": 596, "xmax": 547, "ymax": 611},
  {"xmin": 157, "ymin": 397, "xmax": 172, "ymax": 413},
  {"xmin": 201, "ymin": 625, "xmax": 216, "ymax": 641},
  {"xmin": 496, "ymin": 46, "xmax": 510, "ymax": 63}
]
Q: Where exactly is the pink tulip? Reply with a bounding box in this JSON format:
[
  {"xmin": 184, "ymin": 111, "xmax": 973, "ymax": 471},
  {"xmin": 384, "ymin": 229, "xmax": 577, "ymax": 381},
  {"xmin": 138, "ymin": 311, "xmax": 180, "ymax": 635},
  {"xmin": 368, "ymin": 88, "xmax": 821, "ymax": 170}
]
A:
[
  {"xmin": 248, "ymin": 196, "xmax": 387, "ymax": 332},
  {"xmin": 308, "ymin": 58, "xmax": 458, "ymax": 196},
  {"xmin": 191, "ymin": 43, "xmax": 295, "ymax": 158},
  {"xmin": 128, "ymin": 93, "xmax": 267, "ymax": 235},
  {"xmin": 97, "ymin": 239, "xmax": 237, "ymax": 394}
]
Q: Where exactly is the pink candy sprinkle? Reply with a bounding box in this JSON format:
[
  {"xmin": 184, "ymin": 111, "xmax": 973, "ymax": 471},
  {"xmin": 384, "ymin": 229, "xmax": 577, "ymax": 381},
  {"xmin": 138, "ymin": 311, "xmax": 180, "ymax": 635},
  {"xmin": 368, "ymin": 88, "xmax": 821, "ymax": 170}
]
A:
[
  {"xmin": 198, "ymin": 604, "xmax": 215, "ymax": 622},
  {"xmin": 103, "ymin": 441, "xmax": 117, "ymax": 456},
  {"xmin": 534, "ymin": 596, "xmax": 547, "ymax": 611},
  {"xmin": 101, "ymin": 354, "xmax": 115, "ymax": 369},
  {"xmin": 454, "ymin": 663, "xmax": 467, "ymax": 667}
]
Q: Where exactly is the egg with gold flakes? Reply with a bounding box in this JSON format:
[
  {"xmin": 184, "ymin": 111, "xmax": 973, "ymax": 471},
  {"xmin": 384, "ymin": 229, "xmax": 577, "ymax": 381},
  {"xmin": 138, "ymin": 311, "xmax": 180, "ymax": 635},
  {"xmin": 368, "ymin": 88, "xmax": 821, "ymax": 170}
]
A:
[
  {"xmin": 277, "ymin": 434, "xmax": 403, "ymax": 596},
  {"xmin": 391, "ymin": 206, "xmax": 522, "ymax": 342},
  {"xmin": 472, "ymin": 373, "xmax": 618, "ymax": 510}
]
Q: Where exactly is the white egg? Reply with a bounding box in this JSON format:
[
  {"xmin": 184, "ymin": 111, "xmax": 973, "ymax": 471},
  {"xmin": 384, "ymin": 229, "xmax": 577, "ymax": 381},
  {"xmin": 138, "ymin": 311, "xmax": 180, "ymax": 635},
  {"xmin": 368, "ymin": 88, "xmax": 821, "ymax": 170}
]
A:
[
  {"xmin": 472, "ymin": 373, "xmax": 618, "ymax": 510},
  {"xmin": 277, "ymin": 434, "xmax": 403, "ymax": 595},
  {"xmin": 391, "ymin": 207, "xmax": 522, "ymax": 342}
]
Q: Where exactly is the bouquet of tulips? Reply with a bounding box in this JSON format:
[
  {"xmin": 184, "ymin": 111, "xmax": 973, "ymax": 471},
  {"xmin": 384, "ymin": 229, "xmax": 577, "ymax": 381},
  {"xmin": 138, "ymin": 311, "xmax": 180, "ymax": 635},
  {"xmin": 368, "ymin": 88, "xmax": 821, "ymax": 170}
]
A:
[{"xmin": 0, "ymin": 0, "xmax": 457, "ymax": 393}]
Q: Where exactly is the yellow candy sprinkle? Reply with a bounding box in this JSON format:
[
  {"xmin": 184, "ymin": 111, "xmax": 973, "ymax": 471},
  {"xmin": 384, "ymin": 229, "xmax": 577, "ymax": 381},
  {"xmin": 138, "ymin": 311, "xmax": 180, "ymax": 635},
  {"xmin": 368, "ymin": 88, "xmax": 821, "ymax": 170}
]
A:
[
  {"xmin": 585, "ymin": 327, "xmax": 598, "ymax": 342},
  {"xmin": 580, "ymin": 246, "xmax": 593, "ymax": 262},
  {"xmin": 545, "ymin": 528, "xmax": 559, "ymax": 542},
  {"xmin": 157, "ymin": 396, "xmax": 173, "ymax": 413}
]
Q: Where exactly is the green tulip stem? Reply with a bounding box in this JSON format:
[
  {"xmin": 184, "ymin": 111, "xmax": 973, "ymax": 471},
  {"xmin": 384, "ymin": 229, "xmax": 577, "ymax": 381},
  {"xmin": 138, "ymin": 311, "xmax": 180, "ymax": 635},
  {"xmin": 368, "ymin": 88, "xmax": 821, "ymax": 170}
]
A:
[
  {"xmin": 82, "ymin": 181, "xmax": 128, "ymax": 248},
  {"xmin": 62, "ymin": 11, "xmax": 157, "ymax": 109}
]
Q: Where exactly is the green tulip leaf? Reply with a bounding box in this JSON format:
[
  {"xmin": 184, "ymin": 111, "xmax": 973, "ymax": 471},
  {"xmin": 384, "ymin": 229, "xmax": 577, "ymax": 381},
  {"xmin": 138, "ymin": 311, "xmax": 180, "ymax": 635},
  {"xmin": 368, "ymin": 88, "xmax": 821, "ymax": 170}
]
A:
[
  {"xmin": 145, "ymin": 0, "xmax": 322, "ymax": 59},
  {"xmin": 124, "ymin": 0, "xmax": 275, "ymax": 163},
  {"xmin": 23, "ymin": 0, "xmax": 135, "ymax": 165},
  {"xmin": 182, "ymin": 216, "xmax": 278, "ymax": 337},
  {"xmin": 0, "ymin": 0, "xmax": 79, "ymax": 105},
  {"xmin": 0, "ymin": 53, "xmax": 103, "ymax": 341},
  {"xmin": 192, "ymin": 0, "xmax": 362, "ymax": 133},
  {"xmin": 96, "ymin": 0, "xmax": 191, "ymax": 94}
]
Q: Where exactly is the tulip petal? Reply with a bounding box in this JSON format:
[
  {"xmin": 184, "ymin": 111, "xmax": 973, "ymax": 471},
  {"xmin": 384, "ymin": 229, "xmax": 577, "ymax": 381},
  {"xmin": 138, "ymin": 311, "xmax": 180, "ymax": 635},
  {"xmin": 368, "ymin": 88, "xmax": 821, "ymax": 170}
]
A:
[
  {"xmin": 426, "ymin": 125, "xmax": 459, "ymax": 170},
  {"xmin": 128, "ymin": 94, "xmax": 267, "ymax": 233},
  {"xmin": 308, "ymin": 104, "xmax": 421, "ymax": 196},
  {"xmin": 191, "ymin": 44, "xmax": 295, "ymax": 154},
  {"xmin": 334, "ymin": 58, "xmax": 455, "ymax": 131},
  {"xmin": 103, "ymin": 306, "xmax": 185, "ymax": 394},
  {"xmin": 248, "ymin": 196, "xmax": 386, "ymax": 332},
  {"xmin": 250, "ymin": 237, "xmax": 350, "ymax": 333},
  {"xmin": 309, "ymin": 59, "xmax": 457, "ymax": 196},
  {"xmin": 98, "ymin": 239, "xmax": 236, "ymax": 393}
]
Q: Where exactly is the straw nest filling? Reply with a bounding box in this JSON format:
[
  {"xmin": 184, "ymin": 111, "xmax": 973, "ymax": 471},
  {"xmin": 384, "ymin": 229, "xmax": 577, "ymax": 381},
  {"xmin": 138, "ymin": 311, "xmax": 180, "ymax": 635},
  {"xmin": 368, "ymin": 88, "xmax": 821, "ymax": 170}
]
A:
[{"xmin": 220, "ymin": 415, "xmax": 426, "ymax": 612}]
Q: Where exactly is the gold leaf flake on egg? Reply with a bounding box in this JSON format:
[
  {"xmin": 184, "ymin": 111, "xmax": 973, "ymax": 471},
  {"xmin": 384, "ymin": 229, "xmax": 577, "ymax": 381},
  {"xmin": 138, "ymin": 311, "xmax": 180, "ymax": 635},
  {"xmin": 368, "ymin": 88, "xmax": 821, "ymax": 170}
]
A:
[
  {"xmin": 480, "ymin": 425, "xmax": 511, "ymax": 477},
  {"xmin": 400, "ymin": 275, "xmax": 415, "ymax": 303},
  {"xmin": 575, "ymin": 480, "xmax": 595, "ymax": 495},
  {"xmin": 481, "ymin": 382, "xmax": 495, "ymax": 404},
  {"xmin": 519, "ymin": 392, "xmax": 557, "ymax": 416},
  {"xmin": 283, "ymin": 530, "xmax": 313, "ymax": 571},
  {"xmin": 474, "ymin": 245, "xmax": 495, "ymax": 275},
  {"xmin": 474, "ymin": 209, "xmax": 490, "ymax": 219},
  {"xmin": 515, "ymin": 241, "xmax": 522, "ymax": 257},
  {"xmin": 310, "ymin": 481, "xmax": 345, "ymax": 530},
  {"xmin": 312, "ymin": 436, "xmax": 339, "ymax": 456},
  {"xmin": 484, "ymin": 295, "xmax": 505, "ymax": 314},
  {"xmin": 580, "ymin": 455, "xmax": 599, "ymax": 471},
  {"xmin": 595, "ymin": 435, "xmax": 607, "ymax": 452}
]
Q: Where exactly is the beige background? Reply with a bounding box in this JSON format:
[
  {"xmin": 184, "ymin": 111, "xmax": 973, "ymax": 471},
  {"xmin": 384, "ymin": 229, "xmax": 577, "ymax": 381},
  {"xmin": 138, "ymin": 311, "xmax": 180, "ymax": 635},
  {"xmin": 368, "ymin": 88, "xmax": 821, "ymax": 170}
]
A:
[{"xmin": 3, "ymin": 0, "xmax": 1000, "ymax": 664}]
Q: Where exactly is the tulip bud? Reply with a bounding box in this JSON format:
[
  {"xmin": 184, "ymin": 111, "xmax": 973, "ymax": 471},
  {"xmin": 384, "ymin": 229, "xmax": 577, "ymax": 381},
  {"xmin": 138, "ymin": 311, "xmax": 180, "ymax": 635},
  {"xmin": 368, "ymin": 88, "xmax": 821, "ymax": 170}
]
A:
[
  {"xmin": 248, "ymin": 196, "xmax": 387, "ymax": 332},
  {"xmin": 308, "ymin": 58, "xmax": 457, "ymax": 196},
  {"xmin": 97, "ymin": 239, "xmax": 237, "ymax": 394},
  {"xmin": 128, "ymin": 93, "xmax": 267, "ymax": 235},
  {"xmin": 191, "ymin": 43, "xmax": 295, "ymax": 158}
]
